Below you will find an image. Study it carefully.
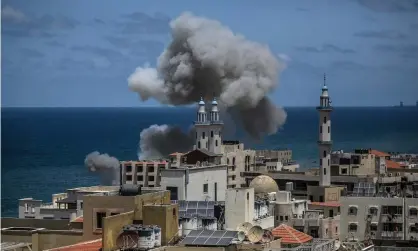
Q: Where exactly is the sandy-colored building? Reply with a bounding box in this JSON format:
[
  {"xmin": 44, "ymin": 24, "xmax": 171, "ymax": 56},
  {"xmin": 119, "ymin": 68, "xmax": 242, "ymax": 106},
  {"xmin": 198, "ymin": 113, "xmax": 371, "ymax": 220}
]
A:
[{"xmin": 121, "ymin": 160, "xmax": 169, "ymax": 187}]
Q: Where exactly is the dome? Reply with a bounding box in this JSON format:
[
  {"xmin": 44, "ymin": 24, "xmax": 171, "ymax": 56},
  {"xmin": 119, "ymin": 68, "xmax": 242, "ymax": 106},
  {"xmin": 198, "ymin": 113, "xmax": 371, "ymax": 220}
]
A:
[
  {"xmin": 249, "ymin": 175, "xmax": 279, "ymax": 194},
  {"xmin": 322, "ymin": 84, "xmax": 328, "ymax": 91},
  {"xmin": 211, "ymin": 98, "xmax": 218, "ymax": 105},
  {"xmin": 199, "ymin": 97, "xmax": 205, "ymax": 105}
]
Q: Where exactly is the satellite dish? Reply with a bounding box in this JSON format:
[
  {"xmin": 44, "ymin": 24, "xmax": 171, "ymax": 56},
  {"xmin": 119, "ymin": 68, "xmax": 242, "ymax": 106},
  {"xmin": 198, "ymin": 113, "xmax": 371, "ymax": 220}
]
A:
[
  {"xmin": 237, "ymin": 231, "xmax": 246, "ymax": 242},
  {"xmin": 261, "ymin": 230, "xmax": 274, "ymax": 243},
  {"xmin": 247, "ymin": 226, "xmax": 264, "ymax": 243},
  {"xmin": 334, "ymin": 240, "xmax": 341, "ymax": 251},
  {"xmin": 116, "ymin": 231, "xmax": 139, "ymax": 249},
  {"xmin": 236, "ymin": 222, "xmax": 253, "ymax": 235}
]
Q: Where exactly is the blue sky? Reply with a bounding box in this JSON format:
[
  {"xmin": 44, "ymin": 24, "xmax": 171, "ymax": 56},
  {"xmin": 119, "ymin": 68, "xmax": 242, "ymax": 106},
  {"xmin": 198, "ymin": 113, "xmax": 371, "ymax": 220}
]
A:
[{"xmin": 1, "ymin": 0, "xmax": 418, "ymax": 107}]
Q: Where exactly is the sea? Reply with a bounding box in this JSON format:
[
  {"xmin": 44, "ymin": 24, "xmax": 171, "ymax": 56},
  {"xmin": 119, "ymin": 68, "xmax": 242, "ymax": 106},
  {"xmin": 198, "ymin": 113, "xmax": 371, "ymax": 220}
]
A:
[{"xmin": 1, "ymin": 106, "xmax": 418, "ymax": 217}]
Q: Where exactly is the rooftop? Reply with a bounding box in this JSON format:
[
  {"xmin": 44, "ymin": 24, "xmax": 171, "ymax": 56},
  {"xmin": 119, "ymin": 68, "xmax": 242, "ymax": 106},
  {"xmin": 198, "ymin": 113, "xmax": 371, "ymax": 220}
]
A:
[
  {"xmin": 67, "ymin": 186, "xmax": 119, "ymax": 193},
  {"xmin": 370, "ymin": 149, "xmax": 391, "ymax": 157},
  {"xmin": 272, "ymin": 224, "xmax": 313, "ymax": 244},
  {"xmin": 71, "ymin": 216, "xmax": 83, "ymax": 223},
  {"xmin": 46, "ymin": 238, "xmax": 102, "ymax": 251},
  {"xmin": 309, "ymin": 202, "xmax": 341, "ymax": 207},
  {"xmin": 120, "ymin": 160, "xmax": 168, "ymax": 165},
  {"xmin": 386, "ymin": 159, "xmax": 402, "ymax": 169}
]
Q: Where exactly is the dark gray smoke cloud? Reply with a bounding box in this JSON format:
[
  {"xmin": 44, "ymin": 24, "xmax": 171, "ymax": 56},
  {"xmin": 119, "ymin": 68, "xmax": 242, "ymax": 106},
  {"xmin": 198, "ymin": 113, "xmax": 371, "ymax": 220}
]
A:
[
  {"xmin": 128, "ymin": 12, "xmax": 287, "ymax": 157},
  {"xmin": 84, "ymin": 151, "xmax": 120, "ymax": 185},
  {"xmin": 138, "ymin": 124, "xmax": 195, "ymax": 160}
]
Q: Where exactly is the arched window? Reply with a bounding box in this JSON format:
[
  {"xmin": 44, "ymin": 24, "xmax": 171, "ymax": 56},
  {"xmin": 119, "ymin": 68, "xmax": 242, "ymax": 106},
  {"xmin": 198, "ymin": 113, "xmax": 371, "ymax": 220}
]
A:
[
  {"xmin": 323, "ymin": 151, "xmax": 326, "ymax": 158},
  {"xmin": 323, "ymin": 116, "xmax": 326, "ymax": 124},
  {"xmin": 232, "ymin": 157, "xmax": 236, "ymax": 165},
  {"xmin": 215, "ymin": 140, "xmax": 218, "ymax": 146},
  {"xmin": 198, "ymin": 142, "xmax": 201, "ymax": 149},
  {"xmin": 348, "ymin": 223, "xmax": 357, "ymax": 232},
  {"xmin": 211, "ymin": 131, "xmax": 214, "ymax": 138},
  {"xmin": 348, "ymin": 206, "xmax": 358, "ymax": 216}
]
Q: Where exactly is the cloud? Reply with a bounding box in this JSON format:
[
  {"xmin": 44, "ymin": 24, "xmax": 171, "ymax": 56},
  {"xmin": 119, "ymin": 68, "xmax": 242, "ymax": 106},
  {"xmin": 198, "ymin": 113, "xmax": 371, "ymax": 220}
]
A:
[
  {"xmin": 277, "ymin": 53, "xmax": 292, "ymax": 63},
  {"xmin": 71, "ymin": 45, "xmax": 126, "ymax": 63},
  {"xmin": 1, "ymin": 5, "xmax": 79, "ymax": 38},
  {"xmin": 94, "ymin": 18, "xmax": 105, "ymax": 24},
  {"xmin": 354, "ymin": 30, "xmax": 408, "ymax": 40},
  {"xmin": 20, "ymin": 48, "xmax": 45, "ymax": 58},
  {"xmin": 374, "ymin": 44, "xmax": 418, "ymax": 58},
  {"xmin": 45, "ymin": 40, "xmax": 65, "ymax": 47},
  {"xmin": 104, "ymin": 36, "xmax": 164, "ymax": 59},
  {"xmin": 1, "ymin": 5, "xmax": 27, "ymax": 23},
  {"xmin": 117, "ymin": 12, "xmax": 170, "ymax": 35},
  {"xmin": 296, "ymin": 44, "xmax": 355, "ymax": 54},
  {"xmin": 353, "ymin": 0, "xmax": 418, "ymax": 12},
  {"xmin": 330, "ymin": 60, "xmax": 368, "ymax": 71}
]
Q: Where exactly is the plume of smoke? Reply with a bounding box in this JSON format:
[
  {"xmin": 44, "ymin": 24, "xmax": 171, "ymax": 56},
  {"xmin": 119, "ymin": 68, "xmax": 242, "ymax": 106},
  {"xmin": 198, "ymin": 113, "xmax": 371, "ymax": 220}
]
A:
[
  {"xmin": 129, "ymin": 12, "xmax": 288, "ymax": 157},
  {"xmin": 84, "ymin": 151, "xmax": 120, "ymax": 185},
  {"xmin": 138, "ymin": 124, "xmax": 195, "ymax": 160}
]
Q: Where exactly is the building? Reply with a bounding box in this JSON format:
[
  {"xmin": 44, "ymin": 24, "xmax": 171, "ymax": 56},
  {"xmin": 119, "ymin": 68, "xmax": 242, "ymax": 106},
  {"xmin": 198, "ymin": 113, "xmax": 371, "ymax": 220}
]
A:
[
  {"xmin": 340, "ymin": 196, "xmax": 418, "ymax": 242},
  {"xmin": 120, "ymin": 160, "xmax": 169, "ymax": 187},
  {"xmin": 160, "ymin": 165, "xmax": 227, "ymax": 201},
  {"xmin": 18, "ymin": 186, "xmax": 119, "ymax": 221}
]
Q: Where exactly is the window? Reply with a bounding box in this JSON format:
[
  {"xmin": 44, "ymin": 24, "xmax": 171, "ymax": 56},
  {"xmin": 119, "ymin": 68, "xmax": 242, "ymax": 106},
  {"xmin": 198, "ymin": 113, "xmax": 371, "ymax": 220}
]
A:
[
  {"xmin": 323, "ymin": 150, "xmax": 326, "ymax": 158},
  {"xmin": 348, "ymin": 206, "xmax": 358, "ymax": 215},
  {"xmin": 232, "ymin": 157, "xmax": 235, "ymax": 165},
  {"xmin": 126, "ymin": 165, "xmax": 132, "ymax": 172},
  {"xmin": 247, "ymin": 192, "xmax": 249, "ymax": 200},
  {"xmin": 227, "ymin": 158, "xmax": 229, "ymax": 165},
  {"xmin": 410, "ymin": 208, "xmax": 418, "ymax": 216},
  {"xmin": 126, "ymin": 175, "xmax": 132, "ymax": 181},
  {"xmin": 24, "ymin": 203, "xmax": 28, "ymax": 213},
  {"xmin": 136, "ymin": 165, "xmax": 143, "ymax": 172},
  {"xmin": 328, "ymin": 126, "xmax": 330, "ymax": 133},
  {"xmin": 137, "ymin": 175, "xmax": 143, "ymax": 181},
  {"xmin": 211, "ymin": 131, "xmax": 214, "ymax": 137},
  {"xmin": 285, "ymin": 216, "xmax": 288, "ymax": 221},
  {"xmin": 369, "ymin": 207, "xmax": 378, "ymax": 215},
  {"xmin": 203, "ymin": 184, "xmax": 208, "ymax": 193},
  {"xmin": 349, "ymin": 224, "xmax": 357, "ymax": 232},
  {"xmin": 341, "ymin": 168, "xmax": 347, "ymax": 174},
  {"xmin": 215, "ymin": 140, "xmax": 218, "ymax": 147},
  {"xmin": 280, "ymin": 216, "xmax": 283, "ymax": 221},
  {"xmin": 80, "ymin": 202, "xmax": 83, "ymax": 209},
  {"xmin": 324, "ymin": 168, "xmax": 326, "ymax": 175},
  {"xmin": 198, "ymin": 142, "xmax": 201, "ymax": 149},
  {"xmin": 370, "ymin": 224, "xmax": 377, "ymax": 231},
  {"xmin": 202, "ymin": 132, "xmax": 205, "ymax": 139},
  {"xmin": 149, "ymin": 176, "xmax": 155, "ymax": 181},
  {"xmin": 323, "ymin": 116, "xmax": 326, "ymax": 124},
  {"xmin": 110, "ymin": 212, "xmax": 119, "ymax": 216},
  {"xmin": 31, "ymin": 206, "xmax": 35, "ymax": 213},
  {"xmin": 335, "ymin": 227, "xmax": 338, "ymax": 232},
  {"xmin": 173, "ymin": 208, "xmax": 176, "ymax": 216},
  {"xmin": 96, "ymin": 212, "xmax": 106, "ymax": 229},
  {"xmin": 319, "ymin": 196, "xmax": 324, "ymax": 202},
  {"xmin": 148, "ymin": 166, "xmax": 154, "ymax": 172},
  {"xmin": 309, "ymin": 195, "xmax": 314, "ymax": 202},
  {"xmin": 320, "ymin": 126, "xmax": 322, "ymax": 133}
]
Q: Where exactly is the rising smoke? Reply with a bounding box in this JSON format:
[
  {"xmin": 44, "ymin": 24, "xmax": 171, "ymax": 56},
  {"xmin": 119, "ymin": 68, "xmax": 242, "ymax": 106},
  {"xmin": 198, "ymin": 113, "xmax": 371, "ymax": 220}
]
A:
[
  {"xmin": 84, "ymin": 151, "xmax": 120, "ymax": 185},
  {"xmin": 128, "ymin": 12, "xmax": 287, "ymax": 158}
]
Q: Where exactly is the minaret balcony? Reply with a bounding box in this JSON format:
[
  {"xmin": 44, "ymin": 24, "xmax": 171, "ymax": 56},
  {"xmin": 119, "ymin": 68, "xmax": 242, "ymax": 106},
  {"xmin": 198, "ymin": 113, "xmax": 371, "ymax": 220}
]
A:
[
  {"xmin": 317, "ymin": 140, "xmax": 333, "ymax": 145},
  {"xmin": 210, "ymin": 120, "xmax": 224, "ymax": 125},
  {"xmin": 194, "ymin": 121, "xmax": 211, "ymax": 125},
  {"xmin": 316, "ymin": 106, "xmax": 333, "ymax": 111}
]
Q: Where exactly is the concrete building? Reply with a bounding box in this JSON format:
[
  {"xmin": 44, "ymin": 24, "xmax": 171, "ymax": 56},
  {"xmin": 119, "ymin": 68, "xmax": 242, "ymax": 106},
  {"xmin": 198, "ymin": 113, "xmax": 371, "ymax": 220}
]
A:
[
  {"xmin": 160, "ymin": 165, "xmax": 227, "ymax": 201},
  {"xmin": 120, "ymin": 160, "xmax": 169, "ymax": 187},
  {"xmin": 340, "ymin": 196, "xmax": 418, "ymax": 241},
  {"xmin": 255, "ymin": 149, "xmax": 293, "ymax": 164},
  {"xmin": 18, "ymin": 186, "xmax": 119, "ymax": 221}
]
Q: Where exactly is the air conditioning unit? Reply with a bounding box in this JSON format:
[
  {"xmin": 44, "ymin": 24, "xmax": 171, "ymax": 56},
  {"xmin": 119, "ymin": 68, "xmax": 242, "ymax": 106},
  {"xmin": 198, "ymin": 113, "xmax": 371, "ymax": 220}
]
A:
[
  {"xmin": 388, "ymin": 173, "xmax": 393, "ymax": 177},
  {"xmin": 397, "ymin": 172, "xmax": 401, "ymax": 176}
]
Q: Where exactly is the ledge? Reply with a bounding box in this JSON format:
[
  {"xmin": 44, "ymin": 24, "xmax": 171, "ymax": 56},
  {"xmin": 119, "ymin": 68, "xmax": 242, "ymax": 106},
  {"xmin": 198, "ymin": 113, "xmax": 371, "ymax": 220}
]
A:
[
  {"xmin": 317, "ymin": 140, "xmax": 333, "ymax": 145},
  {"xmin": 316, "ymin": 106, "xmax": 333, "ymax": 111}
]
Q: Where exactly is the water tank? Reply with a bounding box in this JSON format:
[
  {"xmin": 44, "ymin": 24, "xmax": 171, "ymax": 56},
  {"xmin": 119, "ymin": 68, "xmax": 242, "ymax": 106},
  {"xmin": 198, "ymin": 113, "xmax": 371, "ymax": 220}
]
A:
[
  {"xmin": 119, "ymin": 184, "xmax": 141, "ymax": 196},
  {"xmin": 138, "ymin": 227, "xmax": 155, "ymax": 250},
  {"xmin": 285, "ymin": 182, "xmax": 294, "ymax": 191},
  {"xmin": 152, "ymin": 225, "xmax": 161, "ymax": 247}
]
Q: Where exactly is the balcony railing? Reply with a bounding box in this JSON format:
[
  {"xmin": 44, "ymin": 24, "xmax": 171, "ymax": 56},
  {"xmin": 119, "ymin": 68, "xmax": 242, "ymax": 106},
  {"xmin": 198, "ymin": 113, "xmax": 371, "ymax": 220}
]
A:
[
  {"xmin": 381, "ymin": 231, "xmax": 403, "ymax": 239},
  {"xmin": 41, "ymin": 203, "xmax": 58, "ymax": 209}
]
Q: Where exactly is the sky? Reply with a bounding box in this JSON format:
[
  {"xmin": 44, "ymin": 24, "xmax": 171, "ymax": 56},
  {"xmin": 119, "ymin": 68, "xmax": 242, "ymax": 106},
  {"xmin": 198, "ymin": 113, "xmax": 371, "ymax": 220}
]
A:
[{"xmin": 1, "ymin": 0, "xmax": 418, "ymax": 107}]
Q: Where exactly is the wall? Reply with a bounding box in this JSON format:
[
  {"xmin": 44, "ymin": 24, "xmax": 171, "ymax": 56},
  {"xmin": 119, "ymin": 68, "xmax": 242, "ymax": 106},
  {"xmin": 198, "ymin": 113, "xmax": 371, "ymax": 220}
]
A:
[
  {"xmin": 143, "ymin": 204, "xmax": 179, "ymax": 246},
  {"xmin": 1, "ymin": 228, "xmax": 83, "ymax": 251},
  {"xmin": 160, "ymin": 169, "xmax": 187, "ymax": 200},
  {"xmin": 18, "ymin": 198, "xmax": 42, "ymax": 219},
  {"xmin": 82, "ymin": 191, "xmax": 170, "ymax": 241},
  {"xmin": 102, "ymin": 211, "xmax": 134, "ymax": 251},
  {"xmin": 1, "ymin": 217, "xmax": 71, "ymax": 230},
  {"xmin": 223, "ymin": 149, "xmax": 256, "ymax": 188},
  {"xmin": 225, "ymin": 188, "xmax": 254, "ymax": 230},
  {"xmin": 307, "ymin": 186, "xmax": 343, "ymax": 203},
  {"xmin": 187, "ymin": 166, "xmax": 227, "ymax": 201}
]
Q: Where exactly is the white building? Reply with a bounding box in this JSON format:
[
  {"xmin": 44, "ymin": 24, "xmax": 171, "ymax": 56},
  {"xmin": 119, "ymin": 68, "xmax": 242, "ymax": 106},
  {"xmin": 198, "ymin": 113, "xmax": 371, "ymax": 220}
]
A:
[
  {"xmin": 18, "ymin": 186, "xmax": 119, "ymax": 220},
  {"xmin": 121, "ymin": 160, "xmax": 169, "ymax": 187},
  {"xmin": 317, "ymin": 73, "xmax": 332, "ymax": 187},
  {"xmin": 224, "ymin": 187, "xmax": 274, "ymax": 230},
  {"xmin": 340, "ymin": 196, "xmax": 418, "ymax": 241},
  {"xmin": 160, "ymin": 165, "xmax": 227, "ymax": 201}
]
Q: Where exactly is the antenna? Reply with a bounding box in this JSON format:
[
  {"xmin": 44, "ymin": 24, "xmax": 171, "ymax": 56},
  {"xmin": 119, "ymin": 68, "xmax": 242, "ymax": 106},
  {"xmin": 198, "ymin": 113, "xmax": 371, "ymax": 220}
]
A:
[
  {"xmin": 236, "ymin": 222, "xmax": 253, "ymax": 235},
  {"xmin": 247, "ymin": 226, "xmax": 264, "ymax": 243},
  {"xmin": 324, "ymin": 73, "xmax": 326, "ymax": 87},
  {"xmin": 237, "ymin": 231, "xmax": 246, "ymax": 242}
]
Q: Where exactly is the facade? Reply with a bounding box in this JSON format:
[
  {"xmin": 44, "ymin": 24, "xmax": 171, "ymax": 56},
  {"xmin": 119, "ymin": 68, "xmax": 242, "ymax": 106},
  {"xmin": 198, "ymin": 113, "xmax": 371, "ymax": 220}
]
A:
[
  {"xmin": 120, "ymin": 160, "xmax": 169, "ymax": 187},
  {"xmin": 18, "ymin": 186, "xmax": 119, "ymax": 220},
  {"xmin": 222, "ymin": 141, "xmax": 256, "ymax": 188},
  {"xmin": 255, "ymin": 149, "xmax": 293, "ymax": 164},
  {"xmin": 160, "ymin": 165, "xmax": 227, "ymax": 201},
  {"xmin": 317, "ymin": 74, "xmax": 332, "ymax": 187},
  {"xmin": 340, "ymin": 196, "xmax": 418, "ymax": 241}
]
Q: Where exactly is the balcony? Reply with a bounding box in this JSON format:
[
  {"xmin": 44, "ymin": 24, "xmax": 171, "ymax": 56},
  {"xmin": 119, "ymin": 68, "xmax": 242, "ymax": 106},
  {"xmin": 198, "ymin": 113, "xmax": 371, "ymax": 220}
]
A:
[
  {"xmin": 41, "ymin": 202, "xmax": 58, "ymax": 209},
  {"xmin": 381, "ymin": 214, "xmax": 403, "ymax": 223},
  {"xmin": 381, "ymin": 231, "xmax": 403, "ymax": 239}
]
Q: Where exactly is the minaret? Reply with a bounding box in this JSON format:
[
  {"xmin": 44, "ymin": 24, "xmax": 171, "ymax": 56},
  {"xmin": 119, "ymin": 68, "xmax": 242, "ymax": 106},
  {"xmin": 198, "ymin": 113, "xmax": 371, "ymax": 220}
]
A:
[
  {"xmin": 209, "ymin": 98, "xmax": 223, "ymax": 154},
  {"xmin": 317, "ymin": 73, "xmax": 332, "ymax": 187},
  {"xmin": 195, "ymin": 97, "xmax": 209, "ymax": 150}
]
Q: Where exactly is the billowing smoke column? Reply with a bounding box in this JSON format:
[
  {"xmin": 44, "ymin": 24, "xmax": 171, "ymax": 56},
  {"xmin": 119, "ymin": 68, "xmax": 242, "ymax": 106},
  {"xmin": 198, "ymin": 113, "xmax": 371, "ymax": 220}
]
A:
[
  {"xmin": 128, "ymin": 12, "xmax": 287, "ymax": 158},
  {"xmin": 84, "ymin": 151, "xmax": 120, "ymax": 185}
]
